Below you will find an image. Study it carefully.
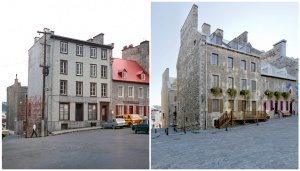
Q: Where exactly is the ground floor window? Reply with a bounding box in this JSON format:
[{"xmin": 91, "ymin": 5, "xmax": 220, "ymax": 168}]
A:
[
  {"xmin": 59, "ymin": 103, "xmax": 69, "ymax": 120},
  {"xmin": 212, "ymin": 99, "xmax": 219, "ymax": 112},
  {"xmin": 88, "ymin": 104, "xmax": 97, "ymax": 120},
  {"xmin": 118, "ymin": 105, "xmax": 124, "ymax": 115},
  {"xmin": 139, "ymin": 106, "xmax": 144, "ymax": 116}
]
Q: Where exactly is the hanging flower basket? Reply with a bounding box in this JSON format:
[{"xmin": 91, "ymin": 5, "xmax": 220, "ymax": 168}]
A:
[
  {"xmin": 282, "ymin": 92, "xmax": 289, "ymax": 100},
  {"xmin": 274, "ymin": 91, "xmax": 281, "ymax": 100},
  {"xmin": 227, "ymin": 88, "xmax": 237, "ymax": 98},
  {"xmin": 240, "ymin": 90, "xmax": 250, "ymax": 99},
  {"xmin": 264, "ymin": 90, "xmax": 274, "ymax": 99},
  {"xmin": 211, "ymin": 87, "xmax": 222, "ymax": 97}
]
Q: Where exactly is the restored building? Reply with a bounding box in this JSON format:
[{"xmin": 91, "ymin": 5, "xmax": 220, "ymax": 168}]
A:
[
  {"xmin": 6, "ymin": 75, "xmax": 27, "ymax": 134},
  {"xmin": 28, "ymin": 28, "xmax": 114, "ymax": 132},
  {"xmin": 161, "ymin": 68, "xmax": 177, "ymax": 128},
  {"xmin": 176, "ymin": 5, "xmax": 298, "ymax": 131},
  {"xmin": 112, "ymin": 58, "xmax": 149, "ymax": 118}
]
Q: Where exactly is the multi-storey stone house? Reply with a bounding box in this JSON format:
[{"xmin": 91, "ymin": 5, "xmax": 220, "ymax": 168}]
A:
[
  {"xmin": 28, "ymin": 28, "xmax": 114, "ymax": 132},
  {"xmin": 161, "ymin": 68, "xmax": 177, "ymax": 128},
  {"xmin": 111, "ymin": 58, "xmax": 149, "ymax": 119},
  {"xmin": 176, "ymin": 5, "xmax": 298, "ymax": 131},
  {"xmin": 6, "ymin": 75, "xmax": 27, "ymax": 134}
]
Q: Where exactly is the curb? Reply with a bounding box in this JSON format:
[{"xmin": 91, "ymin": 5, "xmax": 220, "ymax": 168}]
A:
[
  {"xmin": 151, "ymin": 133, "xmax": 161, "ymax": 139},
  {"xmin": 50, "ymin": 127, "xmax": 102, "ymax": 136}
]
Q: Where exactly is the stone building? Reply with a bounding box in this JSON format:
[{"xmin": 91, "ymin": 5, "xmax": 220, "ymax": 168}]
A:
[
  {"xmin": 6, "ymin": 75, "xmax": 27, "ymax": 134},
  {"xmin": 161, "ymin": 68, "xmax": 177, "ymax": 128},
  {"xmin": 122, "ymin": 41, "xmax": 149, "ymax": 73},
  {"xmin": 176, "ymin": 4, "xmax": 298, "ymax": 131},
  {"xmin": 111, "ymin": 58, "xmax": 149, "ymax": 120},
  {"xmin": 28, "ymin": 28, "xmax": 114, "ymax": 132}
]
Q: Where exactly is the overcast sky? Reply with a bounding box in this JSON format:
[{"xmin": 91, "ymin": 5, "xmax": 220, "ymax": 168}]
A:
[
  {"xmin": 151, "ymin": 2, "xmax": 299, "ymax": 107},
  {"xmin": 0, "ymin": 0, "xmax": 150, "ymax": 103}
]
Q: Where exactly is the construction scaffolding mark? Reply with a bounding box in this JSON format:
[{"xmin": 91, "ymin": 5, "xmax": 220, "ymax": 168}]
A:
[{"xmin": 18, "ymin": 96, "xmax": 44, "ymax": 137}]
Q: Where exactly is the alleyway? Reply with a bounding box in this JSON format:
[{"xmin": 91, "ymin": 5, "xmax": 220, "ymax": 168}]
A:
[{"xmin": 151, "ymin": 115, "xmax": 298, "ymax": 169}]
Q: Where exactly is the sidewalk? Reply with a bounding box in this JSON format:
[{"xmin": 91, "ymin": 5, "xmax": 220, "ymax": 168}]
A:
[{"xmin": 50, "ymin": 126, "xmax": 103, "ymax": 136}]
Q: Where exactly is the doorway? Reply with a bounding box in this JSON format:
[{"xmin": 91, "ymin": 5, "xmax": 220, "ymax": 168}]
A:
[
  {"xmin": 275, "ymin": 101, "xmax": 278, "ymax": 112},
  {"xmin": 290, "ymin": 101, "xmax": 293, "ymax": 114},
  {"xmin": 129, "ymin": 106, "xmax": 133, "ymax": 114},
  {"xmin": 76, "ymin": 103, "xmax": 83, "ymax": 121},
  {"xmin": 229, "ymin": 100, "xmax": 234, "ymax": 113},
  {"xmin": 252, "ymin": 101, "xmax": 256, "ymax": 115},
  {"xmin": 100, "ymin": 102, "xmax": 109, "ymax": 122}
]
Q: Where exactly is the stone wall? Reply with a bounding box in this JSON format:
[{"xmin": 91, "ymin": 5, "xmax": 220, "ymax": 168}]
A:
[{"xmin": 161, "ymin": 68, "xmax": 169, "ymax": 128}]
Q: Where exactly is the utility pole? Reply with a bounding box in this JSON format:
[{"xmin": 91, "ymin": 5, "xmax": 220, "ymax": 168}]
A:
[{"xmin": 37, "ymin": 28, "xmax": 51, "ymax": 137}]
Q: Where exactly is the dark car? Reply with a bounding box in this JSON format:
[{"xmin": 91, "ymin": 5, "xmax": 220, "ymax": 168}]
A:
[{"xmin": 132, "ymin": 118, "xmax": 149, "ymax": 134}]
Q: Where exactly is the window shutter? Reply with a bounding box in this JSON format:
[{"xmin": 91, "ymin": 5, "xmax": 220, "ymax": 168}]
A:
[
  {"xmin": 220, "ymin": 99, "xmax": 223, "ymax": 113},
  {"xmin": 263, "ymin": 101, "xmax": 266, "ymax": 111},
  {"xmin": 144, "ymin": 106, "xmax": 147, "ymax": 116},
  {"xmin": 136, "ymin": 106, "xmax": 139, "ymax": 115},
  {"xmin": 124, "ymin": 105, "xmax": 127, "ymax": 114},
  {"xmin": 280, "ymin": 101, "xmax": 283, "ymax": 111},
  {"xmin": 116, "ymin": 105, "xmax": 118, "ymax": 115},
  {"xmin": 238, "ymin": 100, "xmax": 242, "ymax": 111},
  {"xmin": 270, "ymin": 101, "xmax": 273, "ymax": 110},
  {"xmin": 208, "ymin": 99, "xmax": 212, "ymax": 113},
  {"xmin": 286, "ymin": 101, "xmax": 288, "ymax": 111}
]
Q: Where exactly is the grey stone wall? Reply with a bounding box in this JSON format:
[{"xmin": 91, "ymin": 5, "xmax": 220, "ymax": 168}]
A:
[
  {"xmin": 122, "ymin": 41, "xmax": 149, "ymax": 73},
  {"xmin": 161, "ymin": 68, "xmax": 169, "ymax": 128}
]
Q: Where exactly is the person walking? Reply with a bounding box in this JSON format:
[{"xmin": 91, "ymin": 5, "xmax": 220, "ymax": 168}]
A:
[{"xmin": 30, "ymin": 123, "xmax": 38, "ymax": 138}]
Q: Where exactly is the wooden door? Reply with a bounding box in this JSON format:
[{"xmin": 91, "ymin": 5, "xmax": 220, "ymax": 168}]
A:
[
  {"xmin": 129, "ymin": 106, "xmax": 133, "ymax": 114},
  {"xmin": 75, "ymin": 103, "xmax": 83, "ymax": 121}
]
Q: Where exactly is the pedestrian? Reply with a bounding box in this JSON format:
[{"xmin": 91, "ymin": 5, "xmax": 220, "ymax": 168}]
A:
[{"xmin": 30, "ymin": 123, "xmax": 38, "ymax": 138}]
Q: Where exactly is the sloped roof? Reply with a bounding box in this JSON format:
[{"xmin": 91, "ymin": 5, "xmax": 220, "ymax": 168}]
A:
[
  {"xmin": 261, "ymin": 61, "xmax": 296, "ymax": 81},
  {"xmin": 112, "ymin": 58, "xmax": 149, "ymax": 83}
]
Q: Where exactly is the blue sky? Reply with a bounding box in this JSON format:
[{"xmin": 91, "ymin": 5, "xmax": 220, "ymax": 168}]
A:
[{"xmin": 151, "ymin": 2, "xmax": 299, "ymax": 107}]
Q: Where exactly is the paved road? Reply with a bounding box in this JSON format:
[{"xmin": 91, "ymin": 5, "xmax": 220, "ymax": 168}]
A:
[
  {"xmin": 3, "ymin": 127, "xmax": 149, "ymax": 169},
  {"xmin": 151, "ymin": 115, "xmax": 298, "ymax": 169}
]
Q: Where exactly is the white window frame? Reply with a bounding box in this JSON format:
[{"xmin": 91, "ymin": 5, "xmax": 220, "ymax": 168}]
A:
[
  {"xmin": 90, "ymin": 47, "xmax": 96, "ymax": 58},
  {"xmin": 76, "ymin": 45, "xmax": 83, "ymax": 56},
  {"xmin": 128, "ymin": 86, "xmax": 134, "ymax": 98},
  {"xmin": 101, "ymin": 83, "xmax": 107, "ymax": 97},
  {"xmin": 118, "ymin": 85, "xmax": 124, "ymax": 97},
  {"xmin": 76, "ymin": 81, "xmax": 83, "ymax": 96},
  {"xmin": 60, "ymin": 42, "xmax": 68, "ymax": 54},
  {"xmin": 101, "ymin": 49, "xmax": 107, "ymax": 59},
  {"xmin": 240, "ymin": 79, "xmax": 247, "ymax": 90},
  {"xmin": 90, "ymin": 83, "xmax": 97, "ymax": 96},
  {"xmin": 76, "ymin": 63, "xmax": 83, "ymax": 76},
  {"xmin": 228, "ymin": 77, "xmax": 234, "ymax": 89},
  {"xmin": 60, "ymin": 80, "xmax": 67, "ymax": 95},
  {"xmin": 118, "ymin": 105, "xmax": 124, "ymax": 115},
  {"xmin": 122, "ymin": 72, "xmax": 127, "ymax": 78},
  {"xmin": 138, "ymin": 87, "xmax": 143, "ymax": 98},
  {"xmin": 141, "ymin": 74, "xmax": 145, "ymax": 80},
  {"xmin": 101, "ymin": 65, "xmax": 107, "ymax": 78},
  {"xmin": 60, "ymin": 60, "xmax": 67, "ymax": 74},
  {"xmin": 90, "ymin": 64, "xmax": 97, "ymax": 77}
]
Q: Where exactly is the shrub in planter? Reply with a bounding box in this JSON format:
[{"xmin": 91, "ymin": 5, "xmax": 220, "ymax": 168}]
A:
[
  {"xmin": 227, "ymin": 88, "xmax": 237, "ymax": 98},
  {"xmin": 211, "ymin": 87, "xmax": 222, "ymax": 97},
  {"xmin": 240, "ymin": 90, "xmax": 250, "ymax": 99},
  {"xmin": 274, "ymin": 91, "xmax": 281, "ymax": 100},
  {"xmin": 282, "ymin": 92, "xmax": 289, "ymax": 100},
  {"xmin": 264, "ymin": 90, "xmax": 274, "ymax": 99}
]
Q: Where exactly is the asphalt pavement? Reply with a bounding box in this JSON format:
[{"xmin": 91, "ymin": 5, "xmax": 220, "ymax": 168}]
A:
[{"xmin": 151, "ymin": 115, "xmax": 298, "ymax": 169}]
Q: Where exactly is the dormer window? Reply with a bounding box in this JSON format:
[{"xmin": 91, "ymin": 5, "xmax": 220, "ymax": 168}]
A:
[
  {"xmin": 141, "ymin": 74, "xmax": 145, "ymax": 80},
  {"xmin": 232, "ymin": 41, "xmax": 238, "ymax": 49},
  {"xmin": 216, "ymin": 36, "xmax": 222, "ymax": 45},
  {"xmin": 246, "ymin": 46, "xmax": 251, "ymax": 53},
  {"xmin": 122, "ymin": 72, "xmax": 127, "ymax": 78}
]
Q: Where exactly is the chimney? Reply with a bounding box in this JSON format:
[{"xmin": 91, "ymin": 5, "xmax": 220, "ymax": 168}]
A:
[
  {"xmin": 216, "ymin": 28, "xmax": 223, "ymax": 38},
  {"xmin": 201, "ymin": 23, "xmax": 211, "ymax": 35},
  {"xmin": 273, "ymin": 39, "xmax": 286, "ymax": 56},
  {"xmin": 34, "ymin": 37, "xmax": 40, "ymax": 44},
  {"xmin": 93, "ymin": 33, "xmax": 104, "ymax": 44}
]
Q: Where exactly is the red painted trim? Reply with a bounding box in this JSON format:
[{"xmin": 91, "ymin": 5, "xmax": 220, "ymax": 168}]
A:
[
  {"xmin": 116, "ymin": 105, "xmax": 118, "ymax": 115},
  {"xmin": 286, "ymin": 101, "xmax": 288, "ymax": 111},
  {"xmin": 270, "ymin": 100, "xmax": 273, "ymax": 110},
  {"xmin": 280, "ymin": 101, "xmax": 283, "ymax": 111},
  {"xmin": 144, "ymin": 106, "xmax": 146, "ymax": 116}
]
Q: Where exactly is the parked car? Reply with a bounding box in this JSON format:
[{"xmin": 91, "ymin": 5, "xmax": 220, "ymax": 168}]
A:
[
  {"xmin": 116, "ymin": 114, "xmax": 142, "ymax": 127},
  {"xmin": 102, "ymin": 118, "xmax": 126, "ymax": 129},
  {"xmin": 132, "ymin": 118, "xmax": 149, "ymax": 134}
]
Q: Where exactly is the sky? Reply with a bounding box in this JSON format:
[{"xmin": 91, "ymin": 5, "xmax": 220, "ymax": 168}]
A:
[
  {"xmin": 0, "ymin": 0, "xmax": 150, "ymax": 103},
  {"xmin": 151, "ymin": 2, "xmax": 299, "ymax": 107}
]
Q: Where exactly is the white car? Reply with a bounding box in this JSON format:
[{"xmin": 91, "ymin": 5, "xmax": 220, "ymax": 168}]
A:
[{"xmin": 102, "ymin": 118, "xmax": 126, "ymax": 129}]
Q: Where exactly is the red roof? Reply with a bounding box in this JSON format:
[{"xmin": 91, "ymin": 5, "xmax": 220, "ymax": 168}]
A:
[{"xmin": 112, "ymin": 58, "xmax": 149, "ymax": 83}]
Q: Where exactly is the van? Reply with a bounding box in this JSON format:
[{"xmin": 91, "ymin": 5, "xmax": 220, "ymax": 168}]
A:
[{"xmin": 116, "ymin": 114, "xmax": 142, "ymax": 127}]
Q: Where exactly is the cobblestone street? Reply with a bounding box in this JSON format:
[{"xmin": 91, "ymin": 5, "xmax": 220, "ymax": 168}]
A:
[{"xmin": 151, "ymin": 115, "xmax": 298, "ymax": 169}]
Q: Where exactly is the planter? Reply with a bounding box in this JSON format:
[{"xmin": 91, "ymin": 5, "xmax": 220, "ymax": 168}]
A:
[
  {"xmin": 211, "ymin": 87, "xmax": 222, "ymax": 97},
  {"xmin": 264, "ymin": 90, "xmax": 274, "ymax": 99}
]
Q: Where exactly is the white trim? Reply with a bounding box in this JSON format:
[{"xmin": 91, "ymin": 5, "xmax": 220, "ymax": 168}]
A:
[
  {"xmin": 118, "ymin": 85, "xmax": 124, "ymax": 97},
  {"xmin": 128, "ymin": 86, "xmax": 134, "ymax": 98},
  {"xmin": 227, "ymin": 77, "xmax": 234, "ymax": 89},
  {"xmin": 240, "ymin": 78, "xmax": 247, "ymax": 90},
  {"xmin": 138, "ymin": 87, "xmax": 144, "ymax": 98}
]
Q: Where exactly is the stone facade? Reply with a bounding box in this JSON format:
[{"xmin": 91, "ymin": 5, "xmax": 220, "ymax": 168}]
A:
[
  {"xmin": 28, "ymin": 28, "xmax": 113, "ymax": 132},
  {"xmin": 122, "ymin": 41, "xmax": 149, "ymax": 73},
  {"xmin": 176, "ymin": 5, "xmax": 298, "ymax": 132},
  {"xmin": 6, "ymin": 75, "xmax": 27, "ymax": 134}
]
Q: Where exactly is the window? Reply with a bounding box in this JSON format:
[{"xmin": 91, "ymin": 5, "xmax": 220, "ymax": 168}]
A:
[
  {"xmin": 90, "ymin": 64, "xmax": 97, "ymax": 77},
  {"xmin": 216, "ymin": 36, "xmax": 222, "ymax": 45},
  {"xmin": 139, "ymin": 106, "xmax": 144, "ymax": 116},
  {"xmin": 59, "ymin": 103, "xmax": 69, "ymax": 120},
  {"xmin": 101, "ymin": 65, "xmax": 107, "ymax": 78},
  {"xmin": 88, "ymin": 104, "xmax": 97, "ymax": 120},
  {"xmin": 76, "ymin": 82, "xmax": 83, "ymax": 96},
  {"xmin": 232, "ymin": 41, "xmax": 238, "ymax": 49},
  {"xmin": 211, "ymin": 54, "xmax": 218, "ymax": 65},
  {"xmin": 76, "ymin": 62, "xmax": 83, "ymax": 76},
  {"xmin": 60, "ymin": 42, "xmax": 68, "ymax": 54},
  {"xmin": 275, "ymin": 83, "xmax": 279, "ymax": 91},
  {"xmin": 265, "ymin": 81, "xmax": 269, "ymax": 90},
  {"xmin": 122, "ymin": 72, "xmax": 127, "ymax": 78},
  {"xmin": 128, "ymin": 86, "xmax": 134, "ymax": 97},
  {"xmin": 138, "ymin": 87, "xmax": 143, "ymax": 98},
  {"xmin": 60, "ymin": 60, "xmax": 67, "ymax": 74},
  {"xmin": 228, "ymin": 77, "xmax": 234, "ymax": 89},
  {"xmin": 240, "ymin": 60, "xmax": 246, "ymax": 70},
  {"xmin": 60, "ymin": 80, "xmax": 67, "ymax": 95},
  {"xmin": 281, "ymin": 83, "xmax": 285, "ymax": 92},
  {"xmin": 228, "ymin": 57, "xmax": 233, "ymax": 68},
  {"xmin": 118, "ymin": 86, "xmax": 124, "ymax": 97},
  {"xmin": 90, "ymin": 47, "xmax": 96, "ymax": 58},
  {"xmin": 251, "ymin": 80, "xmax": 256, "ymax": 92},
  {"xmin": 90, "ymin": 83, "xmax": 97, "ymax": 96},
  {"xmin": 147, "ymin": 89, "xmax": 149, "ymax": 98},
  {"xmin": 141, "ymin": 74, "xmax": 145, "ymax": 80},
  {"xmin": 212, "ymin": 75, "xmax": 219, "ymax": 87},
  {"xmin": 212, "ymin": 99, "xmax": 219, "ymax": 112},
  {"xmin": 101, "ymin": 84, "xmax": 107, "ymax": 97},
  {"xmin": 251, "ymin": 62, "xmax": 256, "ymax": 72},
  {"xmin": 241, "ymin": 79, "xmax": 247, "ymax": 90},
  {"xmin": 101, "ymin": 49, "xmax": 107, "ymax": 59},
  {"xmin": 76, "ymin": 45, "xmax": 83, "ymax": 56},
  {"xmin": 118, "ymin": 105, "xmax": 124, "ymax": 115},
  {"xmin": 246, "ymin": 46, "xmax": 251, "ymax": 53}
]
